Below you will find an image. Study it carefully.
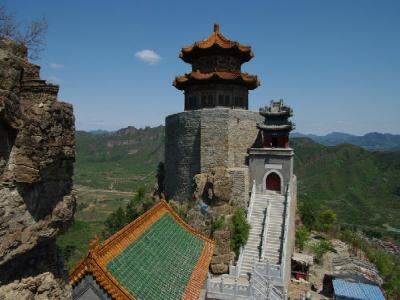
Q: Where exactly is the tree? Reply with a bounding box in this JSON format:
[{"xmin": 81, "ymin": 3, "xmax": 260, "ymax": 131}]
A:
[
  {"xmin": 298, "ymin": 199, "xmax": 316, "ymax": 228},
  {"xmin": 156, "ymin": 162, "xmax": 165, "ymax": 197},
  {"xmin": 103, "ymin": 207, "xmax": 126, "ymax": 238},
  {"xmin": 125, "ymin": 187, "xmax": 145, "ymax": 222},
  {"xmin": 316, "ymin": 208, "xmax": 337, "ymax": 232},
  {"xmin": 295, "ymin": 226, "xmax": 310, "ymax": 251},
  {"xmin": 230, "ymin": 208, "xmax": 251, "ymax": 257},
  {"xmin": 0, "ymin": 4, "xmax": 47, "ymax": 59}
]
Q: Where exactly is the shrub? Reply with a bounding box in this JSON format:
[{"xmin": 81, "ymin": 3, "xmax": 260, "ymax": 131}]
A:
[
  {"xmin": 316, "ymin": 208, "xmax": 337, "ymax": 232},
  {"xmin": 311, "ymin": 239, "xmax": 332, "ymax": 263},
  {"xmin": 296, "ymin": 225, "xmax": 310, "ymax": 251},
  {"xmin": 230, "ymin": 208, "xmax": 250, "ymax": 257},
  {"xmin": 298, "ymin": 198, "xmax": 316, "ymax": 228},
  {"xmin": 211, "ymin": 216, "xmax": 225, "ymax": 235}
]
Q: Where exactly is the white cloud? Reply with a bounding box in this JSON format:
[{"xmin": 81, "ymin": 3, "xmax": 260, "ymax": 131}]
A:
[
  {"xmin": 46, "ymin": 76, "xmax": 63, "ymax": 85},
  {"xmin": 135, "ymin": 49, "xmax": 161, "ymax": 65},
  {"xmin": 49, "ymin": 63, "xmax": 64, "ymax": 69}
]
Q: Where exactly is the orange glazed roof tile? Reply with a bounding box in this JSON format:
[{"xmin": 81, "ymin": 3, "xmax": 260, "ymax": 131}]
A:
[
  {"xmin": 180, "ymin": 23, "xmax": 254, "ymax": 63},
  {"xmin": 173, "ymin": 70, "xmax": 260, "ymax": 90},
  {"xmin": 70, "ymin": 199, "xmax": 215, "ymax": 300}
]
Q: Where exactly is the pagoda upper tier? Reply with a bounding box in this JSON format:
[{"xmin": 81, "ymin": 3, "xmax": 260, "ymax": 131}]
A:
[
  {"xmin": 179, "ymin": 23, "xmax": 254, "ymax": 65},
  {"xmin": 173, "ymin": 24, "xmax": 260, "ymax": 111}
]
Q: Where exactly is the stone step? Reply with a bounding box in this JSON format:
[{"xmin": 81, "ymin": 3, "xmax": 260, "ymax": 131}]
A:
[
  {"xmin": 265, "ymin": 255, "xmax": 280, "ymax": 261},
  {"xmin": 245, "ymin": 242, "xmax": 260, "ymax": 248},
  {"xmin": 263, "ymin": 246, "xmax": 281, "ymax": 252}
]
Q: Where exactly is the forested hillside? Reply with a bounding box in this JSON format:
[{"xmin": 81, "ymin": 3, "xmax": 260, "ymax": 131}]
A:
[
  {"xmin": 292, "ymin": 138, "xmax": 400, "ymax": 229},
  {"xmin": 74, "ymin": 128, "xmax": 400, "ymax": 229},
  {"xmin": 75, "ymin": 126, "xmax": 164, "ymax": 191}
]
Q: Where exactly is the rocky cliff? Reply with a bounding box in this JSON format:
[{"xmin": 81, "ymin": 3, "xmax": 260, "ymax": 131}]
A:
[{"xmin": 0, "ymin": 38, "xmax": 75, "ymax": 299}]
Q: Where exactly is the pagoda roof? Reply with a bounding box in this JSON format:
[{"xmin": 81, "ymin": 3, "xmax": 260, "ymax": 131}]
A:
[
  {"xmin": 259, "ymin": 100, "xmax": 293, "ymax": 117},
  {"xmin": 70, "ymin": 199, "xmax": 215, "ymax": 300},
  {"xmin": 179, "ymin": 24, "xmax": 254, "ymax": 63},
  {"xmin": 257, "ymin": 123, "xmax": 295, "ymax": 131},
  {"xmin": 259, "ymin": 109, "xmax": 293, "ymax": 117},
  {"xmin": 173, "ymin": 70, "xmax": 260, "ymax": 90}
]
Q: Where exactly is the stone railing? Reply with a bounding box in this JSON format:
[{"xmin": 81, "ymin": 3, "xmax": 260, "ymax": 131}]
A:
[
  {"xmin": 235, "ymin": 246, "xmax": 244, "ymax": 276},
  {"xmin": 247, "ymin": 180, "xmax": 256, "ymax": 223},
  {"xmin": 233, "ymin": 180, "xmax": 257, "ymax": 278},
  {"xmin": 253, "ymin": 261, "xmax": 283, "ymax": 286},
  {"xmin": 279, "ymin": 179, "xmax": 293, "ymax": 286},
  {"xmin": 206, "ymin": 273, "xmax": 286, "ymax": 300},
  {"xmin": 271, "ymin": 285, "xmax": 288, "ymax": 300},
  {"xmin": 260, "ymin": 203, "xmax": 270, "ymax": 261},
  {"xmin": 206, "ymin": 275, "xmax": 251, "ymax": 300}
]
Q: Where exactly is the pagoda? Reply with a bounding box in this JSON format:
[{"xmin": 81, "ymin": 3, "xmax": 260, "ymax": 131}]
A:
[
  {"xmin": 258, "ymin": 99, "xmax": 295, "ymax": 148},
  {"xmin": 173, "ymin": 24, "xmax": 260, "ymax": 110}
]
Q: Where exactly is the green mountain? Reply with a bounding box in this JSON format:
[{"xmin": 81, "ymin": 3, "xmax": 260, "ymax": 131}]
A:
[
  {"xmin": 74, "ymin": 127, "xmax": 400, "ymax": 229},
  {"xmin": 292, "ymin": 132, "xmax": 400, "ymax": 151},
  {"xmin": 75, "ymin": 126, "xmax": 164, "ymax": 192},
  {"xmin": 293, "ymin": 138, "xmax": 400, "ymax": 229}
]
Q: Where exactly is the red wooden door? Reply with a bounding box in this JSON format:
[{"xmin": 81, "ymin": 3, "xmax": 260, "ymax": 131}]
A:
[{"xmin": 266, "ymin": 173, "xmax": 281, "ymax": 192}]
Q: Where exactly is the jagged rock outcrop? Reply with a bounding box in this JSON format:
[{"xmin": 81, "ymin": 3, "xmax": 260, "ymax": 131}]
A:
[
  {"xmin": 210, "ymin": 230, "xmax": 235, "ymax": 274},
  {"xmin": 193, "ymin": 167, "xmax": 233, "ymax": 205},
  {"xmin": 0, "ymin": 37, "xmax": 75, "ymax": 298}
]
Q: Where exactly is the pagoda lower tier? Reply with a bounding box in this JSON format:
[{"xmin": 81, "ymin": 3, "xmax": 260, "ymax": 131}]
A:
[{"xmin": 173, "ymin": 70, "xmax": 259, "ymax": 110}]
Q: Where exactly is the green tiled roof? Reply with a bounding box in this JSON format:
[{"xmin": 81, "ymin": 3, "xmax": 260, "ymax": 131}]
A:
[{"xmin": 106, "ymin": 214, "xmax": 204, "ymax": 300}]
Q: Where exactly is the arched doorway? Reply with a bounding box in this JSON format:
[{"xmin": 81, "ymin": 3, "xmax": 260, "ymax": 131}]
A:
[{"xmin": 266, "ymin": 172, "xmax": 281, "ymax": 192}]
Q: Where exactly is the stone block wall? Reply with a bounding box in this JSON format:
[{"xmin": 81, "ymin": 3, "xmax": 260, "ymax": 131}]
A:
[
  {"xmin": 199, "ymin": 109, "xmax": 230, "ymax": 173},
  {"xmin": 227, "ymin": 167, "xmax": 249, "ymax": 208},
  {"xmin": 165, "ymin": 108, "xmax": 263, "ymax": 200},
  {"xmin": 165, "ymin": 111, "xmax": 201, "ymax": 199}
]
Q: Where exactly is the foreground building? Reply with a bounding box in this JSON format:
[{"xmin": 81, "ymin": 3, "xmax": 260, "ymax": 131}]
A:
[
  {"xmin": 70, "ymin": 200, "xmax": 215, "ymax": 300},
  {"xmin": 166, "ymin": 25, "xmax": 297, "ymax": 299}
]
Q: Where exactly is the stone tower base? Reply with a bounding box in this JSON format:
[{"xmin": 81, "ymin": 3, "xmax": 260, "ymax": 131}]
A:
[{"xmin": 165, "ymin": 108, "xmax": 263, "ymax": 201}]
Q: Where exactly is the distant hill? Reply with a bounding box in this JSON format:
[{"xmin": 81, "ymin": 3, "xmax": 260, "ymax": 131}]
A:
[
  {"xmin": 75, "ymin": 127, "xmax": 400, "ymax": 229},
  {"xmin": 292, "ymin": 132, "xmax": 400, "ymax": 151},
  {"xmin": 292, "ymin": 138, "xmax": 400, "ymax": 229},
  {"xmin": 75, "ymin": 126, "xmax": 164, "ymax": 192}
]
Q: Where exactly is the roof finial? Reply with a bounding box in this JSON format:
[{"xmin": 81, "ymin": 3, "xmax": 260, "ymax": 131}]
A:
[{"xmin": 214, "ymin": 23, "xmax": 219, "ymax": 32}]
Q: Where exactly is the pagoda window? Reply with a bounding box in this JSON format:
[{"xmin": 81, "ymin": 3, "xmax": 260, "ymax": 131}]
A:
[
  {"xmin": 185, "ymin": 98, "xmax": 189, "ymax": 110},
  {"xmin": 234, "ymin": 96, "xmax": 239, "ymax": 107},
  {"xmin": 201, "ymin": 95, "xmax": 206, "ymax": 107},
  {"xmin": 272, "ymin": 136, "xmax": 278, "ymax": 148},
  {"xmin": 208, "ymin": 95, "xmax": 213, "ymax": 107},
  {"xmin": 218, "ymin": 95, "xmax": 224, "ymax": 106},
  {"xmin": 224, "ymin": 95, "xmax": 230, "ymax": 106},
  {"xmin": 193, "ymin": 96, "xmax": 198, "ymax": 109}
]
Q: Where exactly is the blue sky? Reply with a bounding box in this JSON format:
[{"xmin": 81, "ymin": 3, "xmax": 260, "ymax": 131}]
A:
[{"xmin": 4, "ymin": 0, "xmax": 400, "ymax": 134}]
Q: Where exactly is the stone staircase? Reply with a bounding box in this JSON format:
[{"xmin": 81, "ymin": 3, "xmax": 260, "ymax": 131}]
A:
[
  {"xmin": 239, "ymin": 191, "xmax": 286, "ymax": 277},
  {"xmin": 259, "ymin": 193, "xmax": 285, "ymax": 264}
]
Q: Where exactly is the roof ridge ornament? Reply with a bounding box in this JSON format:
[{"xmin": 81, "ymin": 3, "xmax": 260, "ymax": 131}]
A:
[{"xmin": 214, "ymin": 23, "xmax": 219, "ymax": 32}]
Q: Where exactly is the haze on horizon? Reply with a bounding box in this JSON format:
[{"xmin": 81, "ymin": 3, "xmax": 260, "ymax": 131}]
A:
[{"xmin": 5, "ymin": 0, "xmax": 400, "ymax": 135}]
